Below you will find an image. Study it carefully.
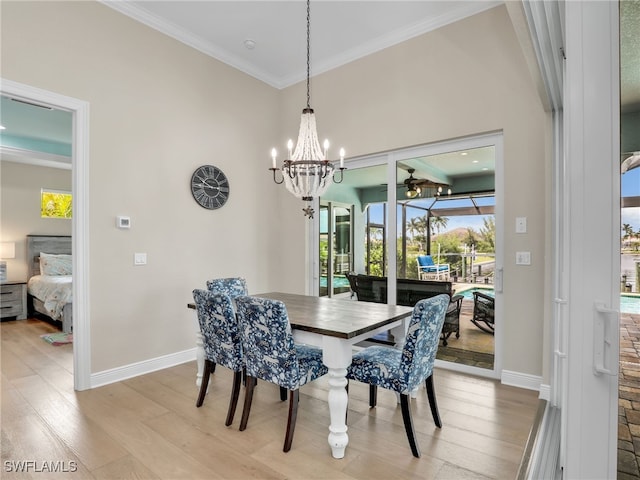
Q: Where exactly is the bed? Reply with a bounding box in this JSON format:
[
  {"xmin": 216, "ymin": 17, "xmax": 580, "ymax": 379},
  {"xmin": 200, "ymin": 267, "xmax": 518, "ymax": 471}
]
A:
[{"xmin": 26, "ymin": 235, "xmax": 73, "ymax": 333}]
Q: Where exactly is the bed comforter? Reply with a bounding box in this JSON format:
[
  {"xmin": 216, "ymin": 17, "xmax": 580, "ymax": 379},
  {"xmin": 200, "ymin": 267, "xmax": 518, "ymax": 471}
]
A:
[{"xmin": 27, "ymin": 275, "xmax": 72, "ymax": 321}]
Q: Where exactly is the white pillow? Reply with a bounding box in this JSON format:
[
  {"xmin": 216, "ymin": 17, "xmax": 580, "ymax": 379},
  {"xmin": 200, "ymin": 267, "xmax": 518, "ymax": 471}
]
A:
[{"xmin": 40, "ymin": 252, "xmax": 72, "ymax": 276}]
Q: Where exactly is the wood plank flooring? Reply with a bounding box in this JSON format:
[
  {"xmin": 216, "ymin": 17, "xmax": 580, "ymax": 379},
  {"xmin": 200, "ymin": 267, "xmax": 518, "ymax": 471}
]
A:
[{"xmin": 1, "ymin": 318, "xmax": 540, "ymax": 479}]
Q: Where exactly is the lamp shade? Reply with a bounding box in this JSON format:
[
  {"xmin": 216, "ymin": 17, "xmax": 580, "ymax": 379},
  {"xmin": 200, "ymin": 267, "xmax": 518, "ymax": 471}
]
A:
[{"xmin": 0, "ymin": 242, "xmax": 16, "ymax": 259}]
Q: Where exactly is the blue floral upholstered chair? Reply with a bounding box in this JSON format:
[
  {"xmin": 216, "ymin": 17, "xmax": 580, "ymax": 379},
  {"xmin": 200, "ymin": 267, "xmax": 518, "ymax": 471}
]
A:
[
  {"xmin": 346, "ymin": 294, "xmax": 449, "ymax": 458},
  {"xmin": 206, "ymin": 277, "xmax": 248, "ymax": 298},
  {"xmin": 192, "ymin": 289, "xmax": 244, "ymax": 426},
  {"xmin": 234, "ymin": 295, "xmax": 328, "ymax": 452}
]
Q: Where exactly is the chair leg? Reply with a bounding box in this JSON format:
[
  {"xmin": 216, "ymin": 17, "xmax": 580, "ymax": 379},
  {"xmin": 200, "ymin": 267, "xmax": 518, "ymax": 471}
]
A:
[
  {"xmin": 283, "ymin": 389, "xmax": 299, "ymax": 452},
  {"xmin": 239, "ymin": 376, "xmax": 257, "ymax": 431},
  {"xmin": 345, "ymin": 382, "xmax": 349, "ymax": 424},
  {"xmin": 196, "ymin": 359, "xmax": 214, "ymax": 407},
  {"xmin": 369, "ymin": 384, "xmax": 377, "ymax": 408},
  {"xmin": 225, "ymin": 370, "xmax": 242, "ymax": 426},
  {"xmin": 400, "ymin": 394, "xmax": 420, "ymax": 458},
  {"xmin": 280, "ymin": 386, "xmax": 288, "ymax": 401},
  {"xmin": 425, "ymin": 374, "xmax": 442, "ymax": 428}
]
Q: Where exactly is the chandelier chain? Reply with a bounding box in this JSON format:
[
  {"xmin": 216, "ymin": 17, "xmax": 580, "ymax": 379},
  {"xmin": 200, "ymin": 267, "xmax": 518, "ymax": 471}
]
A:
[{"xmin": 306, "ymin": 0, "xmax": 311, "ymax": 109}]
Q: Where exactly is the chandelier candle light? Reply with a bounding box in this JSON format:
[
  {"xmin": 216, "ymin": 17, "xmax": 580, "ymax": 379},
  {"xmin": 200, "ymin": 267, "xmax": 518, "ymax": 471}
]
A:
[{"xmin": 269, "ymin": 0, "xmax": 346, "ymax": 219}]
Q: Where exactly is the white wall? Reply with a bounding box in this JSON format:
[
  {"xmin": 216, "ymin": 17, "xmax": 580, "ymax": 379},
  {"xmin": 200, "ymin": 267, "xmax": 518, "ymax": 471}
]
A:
[
  {"xmin": 0, "ymin": 162, "xmax": 72, "ymax": 281},
  {"xmin": 1, "ymin": 2, "xmax": 551, "ymax": 381}
]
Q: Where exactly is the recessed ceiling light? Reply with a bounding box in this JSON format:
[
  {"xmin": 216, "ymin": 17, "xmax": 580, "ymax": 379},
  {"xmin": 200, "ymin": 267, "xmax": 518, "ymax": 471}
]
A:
[
  {"xmin": 482, "ymin": 167, "xmax": 489, "ymax": 171},
  {"xmin": 244, "ymin": 39, "xmax": 256, "ymax": 50},
  {"xmin": 0, "ymin": 125, "xmax": 5, "ymax": 130},
  {"xmin": 460, "ymin": 152, "xmax": 468, "ymax": 156},
  {"xmin": 472, "ymin": 160, "xmax": 479, "ymax": 163}
]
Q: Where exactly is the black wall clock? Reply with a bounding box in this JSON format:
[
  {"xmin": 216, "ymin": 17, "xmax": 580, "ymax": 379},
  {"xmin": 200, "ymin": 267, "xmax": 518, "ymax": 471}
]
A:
[{"xmin": 190, "ymin": 165, "xmax": 229, "ymax": 210}]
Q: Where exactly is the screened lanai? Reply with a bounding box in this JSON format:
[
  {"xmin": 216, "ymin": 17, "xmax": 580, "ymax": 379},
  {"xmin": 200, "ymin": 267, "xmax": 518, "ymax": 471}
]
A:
[{"xmin": 319, "ymin": 142, "xmax": 497, "ymax": 298}]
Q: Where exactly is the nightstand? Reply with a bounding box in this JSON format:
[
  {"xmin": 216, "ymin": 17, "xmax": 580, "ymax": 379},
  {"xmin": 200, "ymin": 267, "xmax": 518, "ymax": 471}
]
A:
[{"xmin": 1, "ymin": 281, "xmax": 27, "ymax": 320}]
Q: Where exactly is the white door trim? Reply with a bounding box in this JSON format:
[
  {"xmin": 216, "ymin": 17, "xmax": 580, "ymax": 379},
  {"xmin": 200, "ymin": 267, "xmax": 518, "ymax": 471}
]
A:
[
  {"xmin": 1, "ymin": 79, "xmax": 91, "ymax": 391},
  {"xmin": 563, "ymin": 2, "xmax": 620, "ymax": 476}
]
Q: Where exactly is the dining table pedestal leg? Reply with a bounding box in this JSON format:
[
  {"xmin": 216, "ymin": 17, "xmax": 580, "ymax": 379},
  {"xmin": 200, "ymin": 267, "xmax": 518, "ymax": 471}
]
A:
[
  {"xmin": 190, "ymin": 310, "xmax": 205, "ymax": 388},
  {"xmin": 195, "ymin": 330, "xmax": 205, "ymax": 388},
  {"xmin": 323, "ymin": 337, "xmax": 352, "ymax": 459}
]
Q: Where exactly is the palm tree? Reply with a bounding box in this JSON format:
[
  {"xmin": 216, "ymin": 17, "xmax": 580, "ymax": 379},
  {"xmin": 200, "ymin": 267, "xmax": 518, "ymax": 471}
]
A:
[
  {"xmin": 408, "ymin": 217, "xmax": 421, "ymax": 245},
  {"xmin": 430, "ymin": 215, "xmax": 449, "ymax": 237},
  {"xmin": 479, "ymin": 217, "xmax": 496, "ymax": 251},
  {"xmin": 413, "ymin": 215, "xmax": 429, "ymax": 249},
  {"xmin": 622, "ymin": 223, "xmax": 633, "ymax": 240}
]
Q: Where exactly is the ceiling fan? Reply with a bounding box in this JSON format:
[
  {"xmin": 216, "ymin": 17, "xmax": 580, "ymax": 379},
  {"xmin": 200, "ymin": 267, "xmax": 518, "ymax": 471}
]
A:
[
  {"xmin": 622, "ymin": 151, "xmax": 640, "ymax": 173},
  {"xmin": 400, "ymin": 168, "xmax": 450, "ymax": 199}
]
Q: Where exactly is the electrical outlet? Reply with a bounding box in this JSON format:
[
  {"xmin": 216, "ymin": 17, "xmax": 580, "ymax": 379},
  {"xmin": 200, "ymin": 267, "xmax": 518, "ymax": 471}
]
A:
[
  {"xmin": 516, "ymin": 251, "xmax": 531, "ymax": 265},
  {"xmin": 516, "ymin": 217, "xmax": 527, "ymax": 233}
]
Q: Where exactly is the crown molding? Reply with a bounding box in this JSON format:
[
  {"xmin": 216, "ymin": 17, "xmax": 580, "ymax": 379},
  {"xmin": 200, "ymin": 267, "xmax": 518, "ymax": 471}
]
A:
[{"xmin": 0, "ymin": 146, "xmax": 71, "ymax": 170}]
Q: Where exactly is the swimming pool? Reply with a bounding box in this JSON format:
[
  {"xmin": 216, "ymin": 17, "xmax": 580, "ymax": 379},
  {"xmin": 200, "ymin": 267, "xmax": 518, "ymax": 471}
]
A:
[
  {"xmin": 622, "ymin": 294, "xmax": 640, "ymax": 314},
  {"xmin": 319, "ymin": 276, "xmax": 350, "ymax": 289},
  {"xmin": 455, "ymin": 287, "xmax": 495, "ymax": 301},
  {"xmin": 455, "ymin": 287, "xmax": 640, "ymax": 314}
]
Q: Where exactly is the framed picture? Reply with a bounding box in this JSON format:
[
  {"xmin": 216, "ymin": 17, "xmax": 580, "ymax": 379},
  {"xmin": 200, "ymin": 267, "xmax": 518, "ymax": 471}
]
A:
[{"xmin": 41, "ymin": 189, "xmax": 72, "ymax": 219}]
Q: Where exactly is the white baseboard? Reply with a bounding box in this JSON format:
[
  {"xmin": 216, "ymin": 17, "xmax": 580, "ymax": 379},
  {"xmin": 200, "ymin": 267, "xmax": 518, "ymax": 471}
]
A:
[
  {"xmin": 90, "ymin": 348, "xmax": 197, "ymax": 388},
  {"xmin": 501, "ymin": 369, "xmax": 543, "ymax": 393},
  {"xmin": 538, "ymin": 383, "xmax": 551, "ymax": 400}
]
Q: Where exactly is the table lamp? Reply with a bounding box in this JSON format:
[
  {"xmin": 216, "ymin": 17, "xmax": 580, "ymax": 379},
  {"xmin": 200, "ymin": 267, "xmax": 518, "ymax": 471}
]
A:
[{"xmin": 0, "ymin": 242, "xmax": 16, "ymax": 282}]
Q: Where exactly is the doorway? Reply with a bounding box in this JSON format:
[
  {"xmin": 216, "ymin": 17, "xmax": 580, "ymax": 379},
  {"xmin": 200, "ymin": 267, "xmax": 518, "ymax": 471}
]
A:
[
  {"xmin": 0, "ymin": 79, "xmax": 91, "ymax": 390},
  {"xmin": 319, "ymin": 201, "xmax": 353, "ymax": 298}
]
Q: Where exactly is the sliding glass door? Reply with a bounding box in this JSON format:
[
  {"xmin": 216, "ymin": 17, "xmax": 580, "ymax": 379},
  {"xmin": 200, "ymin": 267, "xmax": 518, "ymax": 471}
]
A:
[{"xmin": 314, "ymin": 133, "xmax": 502, "ymax": 378}]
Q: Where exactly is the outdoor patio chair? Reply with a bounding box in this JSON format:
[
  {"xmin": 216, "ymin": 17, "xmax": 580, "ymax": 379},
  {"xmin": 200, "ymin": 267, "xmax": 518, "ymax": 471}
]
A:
[
  {"xmin": 235, "ymin": 295, "xmax": 328, "ymax": 452},
  {"xmin": 416, "ymin": 255, "xmax": 450, "ymax": 281},
  {"xmin": 192, "ymin": 289, "xmax": 243, "ymax": 426},
  {"xmin": 441, "ymin": 292, "xmax": 464, "ymax": 346},
  {"xmin": 346, "ymin": 294, "xmax": 450, "ymax": 458},
  {"xmin": 471, "ymin": 291, "xmax": 495, "ymax": 334},
  {"xmin": 346, "ymin": 271, "xmax": 358, "ymax": 299}
]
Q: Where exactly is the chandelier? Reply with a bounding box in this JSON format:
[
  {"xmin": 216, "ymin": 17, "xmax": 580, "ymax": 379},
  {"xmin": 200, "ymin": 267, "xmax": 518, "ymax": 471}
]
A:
[{"xmin": 269, "ymin": 0, "xmax": 346, "ymax": 219}]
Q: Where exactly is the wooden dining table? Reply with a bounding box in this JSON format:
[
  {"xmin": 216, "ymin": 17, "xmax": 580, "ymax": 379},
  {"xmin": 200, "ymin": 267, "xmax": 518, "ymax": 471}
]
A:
[{"xmin": 188, "ymin": 291, "xmax": 413, "ymax": 459}]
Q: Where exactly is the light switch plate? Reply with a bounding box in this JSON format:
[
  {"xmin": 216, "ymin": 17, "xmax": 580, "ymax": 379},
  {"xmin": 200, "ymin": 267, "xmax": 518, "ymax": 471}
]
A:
[
  {"xmin": 134, "ymin": 253, "xmax": 147, "ymax": 265},
  {"xmin": 516, "ymin": 251, "xmax": 531, "ymax": 265},
  {"xmin": 516, "ymin": 217, "xmax": 527, "ymax": 233}
]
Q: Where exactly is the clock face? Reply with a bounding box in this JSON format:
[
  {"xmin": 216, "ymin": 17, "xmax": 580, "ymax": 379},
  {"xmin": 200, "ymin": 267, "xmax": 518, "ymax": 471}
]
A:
[{"xmin": 190, "ymin": 165, "xmax": 229, "ymax": 210}]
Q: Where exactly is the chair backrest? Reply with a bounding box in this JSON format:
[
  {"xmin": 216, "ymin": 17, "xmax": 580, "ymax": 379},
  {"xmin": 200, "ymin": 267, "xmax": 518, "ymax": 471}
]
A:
[
  {"xmin": 192, "ymin": 289, "xmax": 243, "ymax": 372},
  {"xmin": 234, "ymin": 295, "xmax": 301, "ymax": 390},
  {"xmin": 400, "ymin": 294, "xmax": 449, "ymax": 392},
  {"xmin": 345, "ymin": 271, "xmax": 358, "ymax": 293},
  {"xmin": 206, "ymin": 277, "xmax": 248, "ymax": 298},
  {"xmin": 417, "ymin": 255, "xmax": 435, "ymax": 267},
  {"xmin": 473, "ymin": 291, "xmax": 495, "ymax": 319}
]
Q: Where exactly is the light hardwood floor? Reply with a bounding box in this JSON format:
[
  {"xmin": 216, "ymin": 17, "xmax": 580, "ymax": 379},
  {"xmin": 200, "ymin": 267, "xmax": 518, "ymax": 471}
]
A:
[{"xmin": 1, "ymin": 319, "xmax": 539, "ymax": 479}]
